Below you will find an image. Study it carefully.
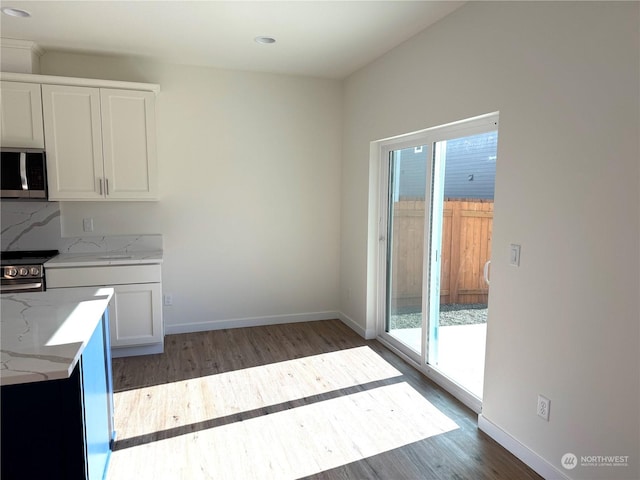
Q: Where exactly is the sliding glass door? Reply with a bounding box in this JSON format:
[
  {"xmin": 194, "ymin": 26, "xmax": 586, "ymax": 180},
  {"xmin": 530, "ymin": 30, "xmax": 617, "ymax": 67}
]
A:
[
  {"xmin": 385, "ymin": 144, "xmax": 429, "ymax": 358},
  {"xmin": 379, "ymin": 114, "xmax": 498, "ymax": 403}
]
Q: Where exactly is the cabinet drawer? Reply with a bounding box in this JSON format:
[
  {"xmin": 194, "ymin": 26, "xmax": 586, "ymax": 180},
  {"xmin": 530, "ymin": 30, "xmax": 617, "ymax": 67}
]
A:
[{"xmin": 46, "ymin": 264, "xmax": 161, "ymax": 288}]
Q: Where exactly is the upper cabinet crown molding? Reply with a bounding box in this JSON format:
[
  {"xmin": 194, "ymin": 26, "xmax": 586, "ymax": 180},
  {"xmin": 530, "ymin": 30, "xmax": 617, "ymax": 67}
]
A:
[{"xmin": 0, "ymin": 72, "xmax": 160, "ymax": 95}]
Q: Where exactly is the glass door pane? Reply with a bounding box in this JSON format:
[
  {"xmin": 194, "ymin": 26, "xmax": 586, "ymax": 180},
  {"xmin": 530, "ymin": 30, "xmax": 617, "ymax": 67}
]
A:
[
  {"xmin": 426, "ymin": 131, "xmax": 498, "ymax": 398},
  {"xmin": 385, "ymin": 145, "xmax": 429, "ymax": 355},
  {"xmin": 427, "ymin": 140, "xmax": 446, "ymax": 366}
]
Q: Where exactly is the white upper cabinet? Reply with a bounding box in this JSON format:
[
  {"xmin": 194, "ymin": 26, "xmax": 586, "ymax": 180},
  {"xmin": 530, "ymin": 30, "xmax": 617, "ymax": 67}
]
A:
[
  {"xmin": 42, "ymin": 84, "xmax": 158, "ymax": 201},
  {"xmin": 0, "ymin": 81, "xmax": 45, "ymax": 148},
  {"xmin": 42, "ymin": 84, "xmax": 104, "ymax": 200},
  {"xmin": 100, "ymin": 89, "xmax": 157, "ymax": 200}
]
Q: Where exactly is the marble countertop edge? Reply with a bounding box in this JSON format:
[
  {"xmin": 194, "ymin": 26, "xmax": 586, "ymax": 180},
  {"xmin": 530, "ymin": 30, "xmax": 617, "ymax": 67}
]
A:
[
  {"xmin": 0, "ymin": 347, "xmax": 80, "ymax": 385},
  {"xmin": 45, "ymin": 250, "xmax": 163, "ymax": 268},
  {"xmin": 1, "ymin": 288, "xmax": 114, "ymax": 387}
]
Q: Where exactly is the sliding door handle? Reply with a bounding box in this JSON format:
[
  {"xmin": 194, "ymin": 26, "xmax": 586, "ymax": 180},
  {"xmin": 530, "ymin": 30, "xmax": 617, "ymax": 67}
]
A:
[{"xmin": 483, "ymin": 260, "xmax": 491, "ymax": 285}]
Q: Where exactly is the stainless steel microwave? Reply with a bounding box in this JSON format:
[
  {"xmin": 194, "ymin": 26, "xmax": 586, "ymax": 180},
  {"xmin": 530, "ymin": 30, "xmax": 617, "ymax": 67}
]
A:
[{"xmin": 0, "ymin": 148, "xmax": 48, "ymax": 199}]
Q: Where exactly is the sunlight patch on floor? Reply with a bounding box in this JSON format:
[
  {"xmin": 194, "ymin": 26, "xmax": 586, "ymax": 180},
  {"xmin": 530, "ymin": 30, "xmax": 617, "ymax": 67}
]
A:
[
  {"xmin": 113, "ymin": 346, "xmax": 403, "ymax": 438},
  {"xmin": 108, "ymin": 382, "xmax": 459, "ymax": 479}
]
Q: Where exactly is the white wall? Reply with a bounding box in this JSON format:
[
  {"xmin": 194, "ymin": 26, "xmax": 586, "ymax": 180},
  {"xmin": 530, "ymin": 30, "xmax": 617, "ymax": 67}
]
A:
[
  {"xmin": 340, "ymin": 2, "xmax": 639, "ymax": 479},
  {"xmin": 40, "ymin": 52, "xmax": 343, "ymax": 331}
]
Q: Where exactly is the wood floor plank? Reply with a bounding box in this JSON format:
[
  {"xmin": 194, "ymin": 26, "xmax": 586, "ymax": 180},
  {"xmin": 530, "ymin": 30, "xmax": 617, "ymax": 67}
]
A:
[{"xmin": 108, "ymin": 319, "xmax": 542, "ymax": 480}]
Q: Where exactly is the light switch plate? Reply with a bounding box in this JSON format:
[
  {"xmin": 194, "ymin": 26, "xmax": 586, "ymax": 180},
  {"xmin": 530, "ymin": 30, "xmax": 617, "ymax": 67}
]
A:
[{"xmin": 509, "ymin": 244, "xmax": 521, "ymax": 266}]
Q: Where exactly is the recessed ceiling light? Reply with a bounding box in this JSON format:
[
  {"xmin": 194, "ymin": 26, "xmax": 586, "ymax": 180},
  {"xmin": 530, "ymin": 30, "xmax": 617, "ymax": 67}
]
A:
[
  {"xmin": 254, "ymin": 36, "xmax": 276, "ymax": 45},
  {"xmin": 1, "ymin": 7, "xmax": 31, "ymax": 17}
]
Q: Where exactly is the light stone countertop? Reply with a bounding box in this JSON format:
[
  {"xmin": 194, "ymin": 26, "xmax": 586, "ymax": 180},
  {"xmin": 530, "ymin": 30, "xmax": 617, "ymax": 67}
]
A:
[
  {"xmin": 0, "ymin": 287, "xmax": 114, "ymax": 386},
  {"xmin": 45, "ymin": 250, "xmax": 163, "ymax": 268}
]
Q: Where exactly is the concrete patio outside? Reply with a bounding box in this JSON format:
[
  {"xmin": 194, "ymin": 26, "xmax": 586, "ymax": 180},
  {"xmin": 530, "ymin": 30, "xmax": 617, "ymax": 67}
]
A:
[{"xmin": 390, "ymin": 322, "xmax": 487, "ymax": 398}]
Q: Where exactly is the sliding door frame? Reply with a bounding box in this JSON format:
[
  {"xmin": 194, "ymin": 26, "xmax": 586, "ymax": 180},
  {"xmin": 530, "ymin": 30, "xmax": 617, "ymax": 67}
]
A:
[{"xmin": 374, "ymin": 112, "xmax": 499, "ymax": 413}]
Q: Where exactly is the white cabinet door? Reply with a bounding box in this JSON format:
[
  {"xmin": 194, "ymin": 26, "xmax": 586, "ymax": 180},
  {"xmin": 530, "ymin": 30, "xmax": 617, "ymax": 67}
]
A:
[
  {"xmin": 101, "ymin": 89, "xmax": 158, "ymax": 200},
  {"xmin": 0, "ymin": 81, "xmax": 45, "ymax": 148},
  {"xmin": 42, "ymin": 84, "xmax": 158, "ymax": 201},
  {"xmin": 109, "ymin": 283, "xmax": 163, "ymax": 348},
  {"xmin": 42, "ymin": 84, "xmax": 104, "ymax": 200}
]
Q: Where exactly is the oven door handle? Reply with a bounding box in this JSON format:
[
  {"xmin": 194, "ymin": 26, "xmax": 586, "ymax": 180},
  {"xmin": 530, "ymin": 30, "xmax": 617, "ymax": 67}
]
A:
[
  {"xmin": 20, "ymin": 152, "xmax": 28, "ymax": 190},
  {"xmin": 0, "ymin": 282, "xmax": 43, "ymax": 292}
]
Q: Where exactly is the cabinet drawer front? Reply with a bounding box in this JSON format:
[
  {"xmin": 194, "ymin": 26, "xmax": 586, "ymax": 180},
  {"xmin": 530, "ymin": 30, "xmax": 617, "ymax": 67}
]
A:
[{"xmin": 47, "ymin": 264, "xmax": 161, "ymax": 288}]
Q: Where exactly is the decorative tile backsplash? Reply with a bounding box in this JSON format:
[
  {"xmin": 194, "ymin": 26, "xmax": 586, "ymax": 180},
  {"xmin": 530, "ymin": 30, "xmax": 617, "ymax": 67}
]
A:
[
  {"xmin": 1, "ymin": 201, "xmax": 61, "ymax": 251},
  {"xmin": 1, "ymin": 201, "xmax": 162, "ymax": 252}
]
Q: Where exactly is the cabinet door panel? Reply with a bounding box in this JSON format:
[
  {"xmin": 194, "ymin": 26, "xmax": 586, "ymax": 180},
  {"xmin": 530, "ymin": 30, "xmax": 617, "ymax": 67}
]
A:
[
  {"xmin": 42, "ymin": 84, "xmax": 104, "ymax": 200},
  {"xmin": 101, "ymin": 89, "xmax": 157, "ymax": 199},
  {"xmin": 109, "ymin": 283, "xmax": 163, "ymax": 347},
  {"xmin": 0, "ymin": 81, "xmax": 44, "ymax": 148}
]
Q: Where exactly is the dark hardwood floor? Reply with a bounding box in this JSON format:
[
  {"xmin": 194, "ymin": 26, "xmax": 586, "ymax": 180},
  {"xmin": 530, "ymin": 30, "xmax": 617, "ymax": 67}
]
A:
[{"xmin": 108, "ymin": 319, "xmax": 541, "ymax": 480}]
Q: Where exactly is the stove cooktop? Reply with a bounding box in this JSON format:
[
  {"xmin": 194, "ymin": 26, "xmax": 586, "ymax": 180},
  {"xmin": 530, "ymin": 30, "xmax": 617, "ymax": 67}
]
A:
[{"xmin": 1, "ymin": 250, "xmax": 59, "ymax": 266}]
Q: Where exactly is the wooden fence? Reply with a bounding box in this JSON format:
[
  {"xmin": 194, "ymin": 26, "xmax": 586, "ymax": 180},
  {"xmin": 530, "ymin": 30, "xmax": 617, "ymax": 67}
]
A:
[{"xmin": 389, "ymin": 199, "xmax": 493, "ymax": 309}]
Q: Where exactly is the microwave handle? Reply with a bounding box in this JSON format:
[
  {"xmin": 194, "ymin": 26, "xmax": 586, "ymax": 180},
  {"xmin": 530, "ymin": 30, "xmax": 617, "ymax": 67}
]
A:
[{"xmin": 20, "ymin": 152, "xmax": 28, "ymax": 190}]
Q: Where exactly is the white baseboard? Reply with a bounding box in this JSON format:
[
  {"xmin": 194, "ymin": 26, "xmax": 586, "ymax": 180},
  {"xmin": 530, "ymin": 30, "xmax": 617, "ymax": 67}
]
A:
[
  {"xmin": 165, "ymin": 310, "xmax": 377, "ymax": 341},
  {"xmin": 165, "ymin": 311, "xmax": 339, "ymax": 335},
  {"xmin": 337, "ymin": 312, "xmax": 376, "ymax": 339},
  {"xmin": 478, "ymin": 414, "xmax": 570, "ymax": 480}
]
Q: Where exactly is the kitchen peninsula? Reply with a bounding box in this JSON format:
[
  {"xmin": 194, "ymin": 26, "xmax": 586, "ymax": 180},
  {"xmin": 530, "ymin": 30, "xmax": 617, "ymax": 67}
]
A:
[{"xmin": 1, "ymin": 287, "xmax": 115, "ymax": 480}]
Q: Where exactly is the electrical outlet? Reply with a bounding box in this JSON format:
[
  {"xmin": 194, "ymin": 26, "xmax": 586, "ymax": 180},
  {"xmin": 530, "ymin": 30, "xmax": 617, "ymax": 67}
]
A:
[
  {"xmin": 82, "ymin": 217, "xmax": 94, "ymax": 233},
  {"xmin": 163, "ymin": 294, "xmax": 173, "ymax": 306},
  {"xmin": 537, "ymin": 394, "xmax": 550, "ymax": 421}
]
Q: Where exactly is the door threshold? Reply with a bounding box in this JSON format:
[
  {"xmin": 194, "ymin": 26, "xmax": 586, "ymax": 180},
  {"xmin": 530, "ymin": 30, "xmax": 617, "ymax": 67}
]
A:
[{"xmin": 376, "ymin": 335, "xmax": 482, "ymax": 414}]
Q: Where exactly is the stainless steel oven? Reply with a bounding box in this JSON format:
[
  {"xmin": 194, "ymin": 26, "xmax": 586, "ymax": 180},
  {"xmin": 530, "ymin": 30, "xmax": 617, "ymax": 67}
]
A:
[{"xmin": 1, "ymin": 251, "xmax": 58, "ymax": 293}]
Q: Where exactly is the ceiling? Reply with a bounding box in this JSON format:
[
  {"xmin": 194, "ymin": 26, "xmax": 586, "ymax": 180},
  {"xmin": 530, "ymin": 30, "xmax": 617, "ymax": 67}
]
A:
[{"xmin": 0, "ymin": 1, "xmax": 464, "ymax": 79}]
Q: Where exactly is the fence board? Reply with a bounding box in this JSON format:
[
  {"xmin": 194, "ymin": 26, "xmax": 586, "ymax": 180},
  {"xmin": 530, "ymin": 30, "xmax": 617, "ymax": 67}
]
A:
[
  {"xmin": 389, "ymin": 199, "xmax": 493, "ymax": 309},
  {"xmin": 389, "ymin": 201, "xmax": 425, "ymax": 310}
]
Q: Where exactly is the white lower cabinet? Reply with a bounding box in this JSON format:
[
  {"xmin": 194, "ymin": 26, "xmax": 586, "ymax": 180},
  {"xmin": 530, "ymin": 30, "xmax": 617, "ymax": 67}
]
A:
[
  {"xmin": 46, "ymin": 264, "xmax": 164, "ymax": 357},
  {"xmin": 108, "ymin": 283, "xmax": 163, "ymax": 349}
]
